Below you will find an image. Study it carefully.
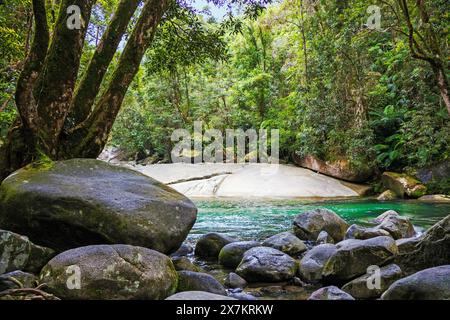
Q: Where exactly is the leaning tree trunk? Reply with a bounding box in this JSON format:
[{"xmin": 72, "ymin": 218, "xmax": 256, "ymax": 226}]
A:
[{"xmin": 0, "ymin": 0, "xmax": 172, "ymax": 181}]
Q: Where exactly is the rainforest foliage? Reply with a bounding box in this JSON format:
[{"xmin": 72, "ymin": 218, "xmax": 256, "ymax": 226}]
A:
[{"xmin": 0, "ymin": 0, "xmax": 449, "ymax": 177}]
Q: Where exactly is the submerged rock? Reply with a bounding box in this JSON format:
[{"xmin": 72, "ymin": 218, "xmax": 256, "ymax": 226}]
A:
[
  {"xmin": 307, "ymin": 286, "xmax": 355, "ymax": 300},
  {"xmin": 345, "ymin": 224, "xmax": 391, "ymax": 240},
  {"xmin": 381, "ymin": 172, "xmax": 427, "ymax": 198},
  {"xmin": 341, "ymin": 264, "xmax": 403, "ymax": 299},
  {"xmin": 293, "ymin": 208, "xmax": 349, "ymax": 242},
  {"xmin": 298, "ymin": 244, "xmax": 337, "ymax": 283},
  {"xmin": 381, "ymin": 265, "xmax": 450, "ymax": 300},
  {"xmin": 322, "ymin": 236, "xmax": 398, "ymax": 283},
  {"xmin": 40, "ymin": 244, "xmax": 178, "ymax": 300},
  {"xmin": 262, "ymin": 232, "xmax": 307, "ymax": 256},
  {"xmin": 0, "ymin": 229, "xmax": 55, "ymax": 274},
  {"xmin": 195, "ymin": 233, "xmax": 237, "ymax": 260},
  {"xmin": 0, "ymin": 159, "xmax": 197, "ymax": 253},
  {"xmin": 166, "ymin": 291, "xmax": 237, "ymax": 300},
  {"xmin": 236, "ymin": 247, "xmax": 297, "ymax": 283},
  {"xmin": 218, "ymin": 241, "xmax": 260, "ymax": 268},
  {"xmin": 177, "ymin": 271, "xmax": 227, "ymax": 295},
  {"xmin": 224, "ymin": 272, "xmax": 247, "ymax": 289}
]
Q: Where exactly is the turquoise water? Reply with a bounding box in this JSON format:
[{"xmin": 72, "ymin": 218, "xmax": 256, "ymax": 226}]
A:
[{"xmin": 189, "ymin": 199, "xmax": 450, "ymax": 241}]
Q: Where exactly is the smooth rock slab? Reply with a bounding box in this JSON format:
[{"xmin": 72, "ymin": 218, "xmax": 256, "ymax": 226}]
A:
[
  {"xmin": 236, "ymin": 247, "xmax": 297, "ymax": 283},
  {"xmin": 40, "ymin": 244, "xmax": 178, "ymax": 300},
  {"xmin": 262, "ymin": 232, "xmax": 306, "ymax": 256},
  {"xmin": 0, "ymin": 159, "xmax": 197, "ymax": 253},
  {"xmin": 166, "ymin": 291, "xmax": 237, "ymax": 300},
  {"xmin": 177, "ymin": 271, "xmax": 227, "ymax": 295},
  {"xmin": 322, "ymin": 236, "xmax": 398, "ymax": 283},
  {"xmin": 0, "ymin": 229, "xmax": 55, "ymax": 274},
  {"xmin": 341, "ymin": 264, "xmax": 403, "ymax": 299},
  {"xmin": 219, "ymin": 241, "xmax": 260, "ymax": 268},
  {"xmin": 381, "ymin": 265, "xmax": 450, "ymax": 300},
  {"xmin": 307, "ymin": 286, "xmax": 355, "ymax": 300},
  {"xmin": 293, "ymin": 208, "xmax": 349, "ymax": 242}
]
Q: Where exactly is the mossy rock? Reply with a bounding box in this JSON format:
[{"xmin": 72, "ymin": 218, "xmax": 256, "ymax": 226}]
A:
[
  {"xmin": 0, "ymin": 159, "xmax": 197, "ymax": 253},
  {"xmin": 381, "ymin": 172, "xmax": 427, "ymax": 199}
]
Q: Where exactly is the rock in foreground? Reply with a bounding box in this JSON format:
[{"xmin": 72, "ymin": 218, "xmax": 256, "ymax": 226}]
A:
[
  {"xmin": 177, "ymin": 271, "xmax": 227, "ymax": 295},
  {"xmin": 40, "ymin": 245, "xmax": 178, "ymax": 300},
  {"xmin": 0, "ymin": 159, "xmax": 197, "ymax": 253},
  {"xmin": 381, "ymin": 265, "xmax": 450, "ymax": 300}
]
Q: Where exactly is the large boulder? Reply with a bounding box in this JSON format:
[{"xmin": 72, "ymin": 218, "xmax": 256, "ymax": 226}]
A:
[
  {"xmin": 0, "ymin": 229, "xmax": 55, "ymax": 274},
  {"xmin": 0, "ymin": 159, "xmax": 197, "ymax": 253},
  {"xmin": 262, "ymin": 232, "xmax": 307, "ymax": 256},
  {"xmin": 236, "ymin": 247, "xmax": 297, "ymax": 282},
  {"xmin": 341, "ymin": 264, "xmax": 403, "ymax": 299},
  {"xmin": 395, "ymin": 215, "xmax": 450, "ymax": 275},
  {"xmin": 322, "ymin": 236, "xmax": 398, "ymax": 284},
  {"xmin": 298, "ymin": 244, "xmax": 337, "ymax": 282},
  {"xmin": 381, "ymin": 265, "xmax": 450, "ymax": 300},
  {"xmin": 40, "ymin": 244, "xmax": 178, "ymax": 300},
  {"xmin": 345, "ymin": 224, "xmax": 391, "ymax": 240},
  {"xmin": 195, "ymin": 233, "xmax": 237, "ymax": 260},
  {"xmin": 166, "ymin": 291, "xmax": 236, "ymax": 300},
  {"xmin": 307, "ymin": 286, "xmax": 355, "ymax": 300},
  {"xmin": 292, "ymin": 154, "xmax": 374, "ymax": 183},
  {"xmin": 293, "ymin": 208, "xmax": 349, "ymax": 242},
  {"xmin": 373, "ymin": 211, "xmax": 416, "ymax": 239},
  {"xmin": 177, "ymin": 271, "xmax": 227, "ymax": 295},
  {"xmin": 381, "ymin": 172, "xmax": 427, "ymax": 198},
  {"xmin": 218, "ymin": 241, "xmax": 260, "ymax": 268}
]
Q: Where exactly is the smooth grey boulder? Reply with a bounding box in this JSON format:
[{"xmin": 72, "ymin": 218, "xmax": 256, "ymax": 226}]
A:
[
  {"xmin": 373, "ymin": 211, "xmax": 415, "ymax": 239},
  {"xmin": 341, "ymin": 264, "xmax": 403, "ymax": 299},
  {"xmin": 293, "ymin": 208, "xmax": 349, "ymax": 242},
  {"xmin": 345, "ymin": 224, "xmax": 391, "ymax": 240},
  {"xmin": 224, "ymin": 272, "xmax": 247, "ymax": 289},
  {"xmin": 322, "ymin": 236, "xmax": 398, "ymax": 283},
  {"xmin": 308, "ymin": 286, "xmax": 355, "ymax": 300},
  {"xmin": 298, "ymin": 244, "xmax": 337, "ymax": 282},
  {"xmin": 0, "ymin": 229, "xmax": 55, "ymax": 274},
  {"xmin": 316, "ymin": 231, "xmax": 334, "ymax": 245},
  {"xmin": 166, "ymin": 291, "xmax": 237, "ymax": 300},
  {"xmin": 195, "ymin": 233, "xmax": 237, "ymax": 260},
  {"xmin": 0, "ymin": 159, "xmax": 197, "ymax": 253},
  {"xmin": 218, "ymin": 241, "xmax": 260, "ymax": 268},
  {"xmin": 395, "ymin": 236, "xmax": 422, "ymax": 254},
  {"xmin": 40, "ymin": 244, "xmax": 178, "ymax": 300},
  {"xmin": 381, "ymin": 265, "xmax": 450, "ymax": 300},
  {"xmin": 262, "ymin": 232, "xmax": 307, "ymax": 256},
  {"xmin": 0, "ymin": 270, "xmax": 38, "ymax": 291},
  {"xmin": 236, "ymin": 247, "xmax": 297, "ymax": 282},
  {"xmin": 177, "ymin": 271, "xmax": 227, "ymax": 295},
  {"xmin": 171, "ymin": 257, "xmax": 203, "ymax": 272}
]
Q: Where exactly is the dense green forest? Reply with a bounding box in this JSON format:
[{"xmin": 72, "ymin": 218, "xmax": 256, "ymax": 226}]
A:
[{"xmin": 1, "ymin": 0, "xmax": 449, "ymax": 189}]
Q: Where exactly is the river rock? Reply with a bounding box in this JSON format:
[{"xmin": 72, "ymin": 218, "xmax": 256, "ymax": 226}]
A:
[
  {"xmin": 236, "ymin": 247, "xmax": 297, "ymax": 282},
  {"xmin": 345, "ymin": 224, "xmax": 391, "ymax": 240},
  {"xmin": 395, "ymin": 215, "xmax": 450, "ymax": 274},
  {"xmin": 171, "ymin": 257, "xmax": 203, "ymax": 272},
  {"xmin": 395, "ymin": 236, "xmax": 422, "ymax": 254},
  {"xmin": 0, "ymin": 230, "xmax": 55, "ymax": 274},
  {"xmin": 218, "ymin": 241, "xmax": 260, "ymax": 268},
  {"xmin": 170, "ymin": 243, "xmax": 194, "ymax": 258},
  {"xmin": 373, "ymin": 211, "xmax": 416, "ymax": 239},
  {"xmin": 381, "ymin": 265, "xmax": 450, "ymax": 300},
  {"xmin": 316, "ymin": 231, "xmax": 334, "ymax": 244},
  {"xmin": 307, "ymin": 286, "xmax": 355, "ymax": 300},
  {"xmin": 298, "ymin": 244, "xmax": 337, "ymax": 282},
  {"xmin": 418, "ymin": 194, "xmax": 450, "ymax": 203},
  {"xmin": 177, "ymin": 271, "xmax": 227, "ymax": 295},
  {"xmin": 0, "ymin": 270, "xmax": 38, "ymax": 291},
  {"xmin": 40, "ymin": 244, "xmax": 178, "ymax": 300},
  {"xmin": 166, "ymin": 291, "xmax": 237, "ymax": 300},
  {"xmin": 377, "ymin": 190, "xmax": 398, "ymax": 201},
  {"xmin": 322, "ymin": 236, "xmax": 398, "ymax": 283},
  {"xmin": 293, "ymin": 208, "xmax": 349, "ymax": 242},
  {"xmin": 341, "ymin": 264, "xmax": 403, "ymax": 299},
  {"xmin": 229, "ymin": 292, "xmax": 257, "ymax": 300},
  {"xmin": 381, "ymin": 172, "xmax": 427, "ymax": 198},
  {"xmin": 0, "ymin": 159, "xmax": 197, "ymax": 253},
  {"xmin": 262, "ymin": 232, "xmax": 307, "ymax": 256},
  {"xmin": 195, "ymin": 233, "xmax": 237, "ymax": 260},
  {"xmin": 224, "ymin": 272, "xmax": 247, "ymax": 289}
]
